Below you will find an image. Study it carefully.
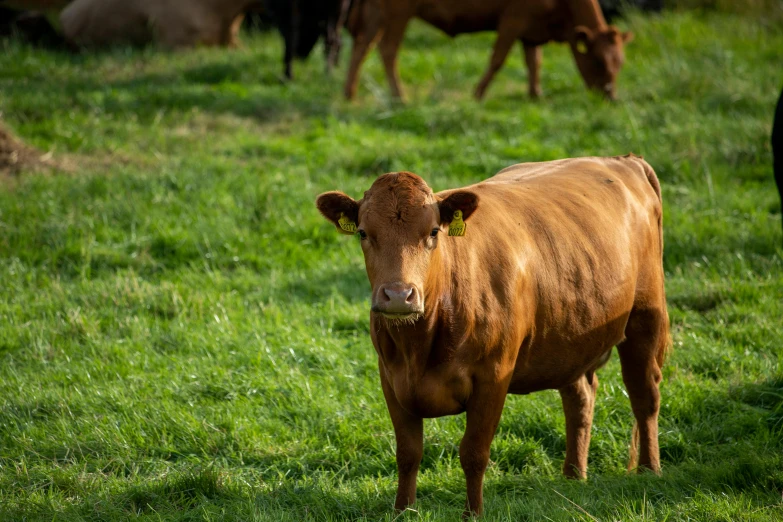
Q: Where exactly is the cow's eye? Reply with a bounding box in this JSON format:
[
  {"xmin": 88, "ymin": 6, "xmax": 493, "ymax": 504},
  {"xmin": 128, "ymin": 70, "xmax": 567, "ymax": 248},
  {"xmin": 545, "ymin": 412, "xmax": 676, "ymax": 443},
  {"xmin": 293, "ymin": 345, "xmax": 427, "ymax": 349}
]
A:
[
  {"xmin": 430, "ymin": 228, "xmax": 439, "ymax": 238},
  {"xmin": 358, "ymin": 230, "xmax": 367, "ymax": 240}
]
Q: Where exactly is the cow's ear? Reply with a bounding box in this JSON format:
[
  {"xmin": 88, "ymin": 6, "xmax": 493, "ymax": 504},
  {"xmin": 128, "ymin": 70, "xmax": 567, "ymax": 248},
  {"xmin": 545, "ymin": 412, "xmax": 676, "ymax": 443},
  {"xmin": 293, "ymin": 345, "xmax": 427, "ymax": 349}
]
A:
[
  {"xmin": 438, "ymin": 191, "xmax": 479, "ymax": 225},
  {"xmin": 574, "ymin": 26, "xmax": 593, "ymax": 53},
  {"xmin": 621, "ymin": 30, "xmax": 634, "ymax": 44},
  {"xmin": 316, "ymin": 191, "xmax": 360, "ymax": 234}
]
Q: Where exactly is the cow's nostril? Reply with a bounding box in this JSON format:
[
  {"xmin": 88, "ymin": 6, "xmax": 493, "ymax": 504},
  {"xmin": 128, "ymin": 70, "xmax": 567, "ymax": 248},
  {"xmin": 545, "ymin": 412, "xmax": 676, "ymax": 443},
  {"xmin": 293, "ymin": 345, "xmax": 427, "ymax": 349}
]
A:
[{"xmin": 380, "ymin": 285, "xmax": 416, "ymax": 309}]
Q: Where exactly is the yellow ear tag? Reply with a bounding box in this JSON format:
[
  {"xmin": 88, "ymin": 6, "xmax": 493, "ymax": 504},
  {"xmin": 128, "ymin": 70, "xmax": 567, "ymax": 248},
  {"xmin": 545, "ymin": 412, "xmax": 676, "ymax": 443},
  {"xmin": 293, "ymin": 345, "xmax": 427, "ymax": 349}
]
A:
[
  {"xmin": 576, "ymin": 41, "xmax": 588, "ymax": 54},
  {"xmin": 448, "ymin": 210, "xmax": 466, "ymax": 237},
  {"xmin": 337, "ymin": 214, "xmax": 357, "ymax": 235}
]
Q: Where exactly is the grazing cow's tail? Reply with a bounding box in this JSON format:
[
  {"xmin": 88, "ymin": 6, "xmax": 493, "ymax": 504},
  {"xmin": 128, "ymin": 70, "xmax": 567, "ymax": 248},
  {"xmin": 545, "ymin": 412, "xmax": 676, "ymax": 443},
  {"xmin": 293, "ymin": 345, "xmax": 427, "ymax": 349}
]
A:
[
  {"xmin": 628, "ymin": 158, "xmax": 671, "ymax": 472},
  {"xmin": 345, "ymin": 0, "xmax": 366, "ymax": 34}
]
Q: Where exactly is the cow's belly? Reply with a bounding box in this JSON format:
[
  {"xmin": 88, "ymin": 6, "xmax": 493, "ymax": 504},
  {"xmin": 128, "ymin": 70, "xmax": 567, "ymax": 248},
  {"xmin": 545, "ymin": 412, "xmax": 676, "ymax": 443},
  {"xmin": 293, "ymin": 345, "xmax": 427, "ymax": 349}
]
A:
[
  {"xmin": 416, "ymin": 3, "xmax": 499, "ymax": 35},
  {"xmin": 508, "ymin": 306, "xmax": 632, "ymax": 394},
  {"xmin": 387, "ymin": 365, "xmax": 471, "ymax": 418}
]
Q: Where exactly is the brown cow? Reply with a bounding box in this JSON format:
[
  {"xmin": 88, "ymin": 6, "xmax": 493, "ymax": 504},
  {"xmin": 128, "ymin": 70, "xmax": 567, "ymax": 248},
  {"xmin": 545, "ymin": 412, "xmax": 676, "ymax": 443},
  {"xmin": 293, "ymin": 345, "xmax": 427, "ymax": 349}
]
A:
[
  {"xmin": 316, "ymin": 155, "xmax": 669, "ymax": 516},
  {"xmin": 60, "ymin": 0, "xmax": 260, "ymax": 48},
  {"xmin": 344, "ymin": 0, "xmax": 633, "ymax": 100}
]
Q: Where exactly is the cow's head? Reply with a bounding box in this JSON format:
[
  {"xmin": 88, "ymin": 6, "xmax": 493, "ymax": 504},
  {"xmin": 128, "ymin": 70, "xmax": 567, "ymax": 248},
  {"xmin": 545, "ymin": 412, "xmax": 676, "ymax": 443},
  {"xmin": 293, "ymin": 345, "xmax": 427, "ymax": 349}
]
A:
[
  {"xmin": 571, "ymin": 25, "xmax": 633, "ymax": 100},
  {"xmin": 316, "ymin": 172, "xmax": 478, "ymax": 322}
]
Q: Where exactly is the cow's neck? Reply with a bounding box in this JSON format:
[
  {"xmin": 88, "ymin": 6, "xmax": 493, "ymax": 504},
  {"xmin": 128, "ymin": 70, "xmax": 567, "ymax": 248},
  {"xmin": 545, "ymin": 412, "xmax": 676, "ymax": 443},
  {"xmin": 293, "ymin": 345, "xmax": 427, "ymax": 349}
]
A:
[
  {"xmin": 565, "ymin": 0, "xmax": 608, "ymax": 30},
  {"xmin": 376, "ymin": 241, "xmax": 454, "ymax": 374}
]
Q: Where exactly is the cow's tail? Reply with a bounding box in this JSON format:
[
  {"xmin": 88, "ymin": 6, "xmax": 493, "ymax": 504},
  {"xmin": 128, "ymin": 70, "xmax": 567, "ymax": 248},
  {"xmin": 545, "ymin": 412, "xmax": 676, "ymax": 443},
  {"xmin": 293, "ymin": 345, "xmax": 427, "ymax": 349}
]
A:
[
  {"xmin": 641, "ymin": 158, "xmax": 671, "ymax": 370},
  {"xmin": 627, "ymin": 157, "xmax": 671, "ymax": 473},
  {"xmin": 628, "ymin": 422, "xmax": 640, "ymax": 472},
  {"xmin": 345, "ymin": 0, "xmax": 366, "ymax": 35}
]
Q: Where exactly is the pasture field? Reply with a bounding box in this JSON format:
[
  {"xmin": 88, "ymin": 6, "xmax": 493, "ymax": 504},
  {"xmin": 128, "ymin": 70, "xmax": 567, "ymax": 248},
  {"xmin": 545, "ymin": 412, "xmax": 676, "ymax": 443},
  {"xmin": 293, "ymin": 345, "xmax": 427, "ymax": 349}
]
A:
[{"xmin": 1, "ymin": 10, "xmax": 782, "ymax": 522}]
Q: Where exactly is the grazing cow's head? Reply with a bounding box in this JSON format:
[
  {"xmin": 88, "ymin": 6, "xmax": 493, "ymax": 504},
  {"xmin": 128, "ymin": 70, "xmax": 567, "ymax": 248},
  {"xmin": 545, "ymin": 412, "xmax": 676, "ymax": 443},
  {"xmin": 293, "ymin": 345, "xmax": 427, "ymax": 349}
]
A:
[
  {"xmin": 571, "ymin": 25, "xmax": 633, "ymax": 100},
  {"xmin": 316, "ymin": 172, "xmax": 478, "ymax": 322}
]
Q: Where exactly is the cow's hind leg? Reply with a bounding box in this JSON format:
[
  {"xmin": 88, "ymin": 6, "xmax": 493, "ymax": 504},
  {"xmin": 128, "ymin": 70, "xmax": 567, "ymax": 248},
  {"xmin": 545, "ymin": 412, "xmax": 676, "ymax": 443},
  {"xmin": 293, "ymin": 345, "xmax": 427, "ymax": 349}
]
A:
[
  {"xmin": 559, "ymin": 372, "xmax": 599, "ymax": 478},
  {"xmin": 617, "ymin": 307, "xmax": 667, "ymax": 473},
  {"xmin": 522, "ymin": 42, "xmax": 542, "ymax": 98}
]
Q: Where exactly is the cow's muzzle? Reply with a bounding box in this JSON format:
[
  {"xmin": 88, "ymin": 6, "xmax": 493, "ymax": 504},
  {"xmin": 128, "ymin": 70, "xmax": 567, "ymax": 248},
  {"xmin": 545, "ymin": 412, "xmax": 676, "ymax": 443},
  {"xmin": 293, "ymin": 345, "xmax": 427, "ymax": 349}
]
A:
[{"xmin": 371, "ymin": 282, "xmax": 424, "ymax": 318}]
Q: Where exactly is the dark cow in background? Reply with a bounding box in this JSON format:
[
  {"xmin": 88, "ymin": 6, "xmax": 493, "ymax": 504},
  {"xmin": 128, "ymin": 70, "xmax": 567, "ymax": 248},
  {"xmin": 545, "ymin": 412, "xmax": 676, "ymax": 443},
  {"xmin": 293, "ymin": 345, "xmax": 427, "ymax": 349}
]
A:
[
  {"xmin": 598, "ymin": 0, "xmax": 663, "ymax": 22},
  {"xmin": 0, "ymin": 0, "xmax": 70, "ymax": 48},
  {"xmin": 264, "ymin": 0, "xmax": 352, "ymax": 79},
  {"xmin": 344, "ymin": 0, "xmax": 633, "ymax": 101},
  {"xmin": 773, "ymin": 86, "xmax": 783, "ymax": 241}
]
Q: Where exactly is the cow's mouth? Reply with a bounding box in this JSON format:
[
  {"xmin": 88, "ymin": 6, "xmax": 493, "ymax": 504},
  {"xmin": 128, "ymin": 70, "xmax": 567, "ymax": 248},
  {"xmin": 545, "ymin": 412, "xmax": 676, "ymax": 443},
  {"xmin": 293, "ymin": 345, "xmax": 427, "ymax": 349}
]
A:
[{"xmin": 379, "ymin": 312, "xmax": 422, "ymax": 324}]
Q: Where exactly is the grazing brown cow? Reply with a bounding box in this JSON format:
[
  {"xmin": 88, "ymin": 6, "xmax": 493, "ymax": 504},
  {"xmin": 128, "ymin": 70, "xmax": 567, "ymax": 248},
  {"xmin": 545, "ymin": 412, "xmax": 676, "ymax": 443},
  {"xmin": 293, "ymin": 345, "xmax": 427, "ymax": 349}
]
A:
[
  {"xmin": 344, "ymin": 0, "xmax": 633, "ymax": 100},
  {"xmin": 316, "ymin": 155, "xmax": 669, "ymax": 516},
  {"xmin": 60, "ymin": 0, "xmax": 261, "ymax": 48}
]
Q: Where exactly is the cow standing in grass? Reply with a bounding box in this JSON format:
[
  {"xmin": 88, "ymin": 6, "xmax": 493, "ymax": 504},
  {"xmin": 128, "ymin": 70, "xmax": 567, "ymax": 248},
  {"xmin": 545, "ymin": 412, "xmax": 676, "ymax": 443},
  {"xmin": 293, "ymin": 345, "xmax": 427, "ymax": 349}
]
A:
[
  {"xmin": 343, "ymin": 0, "xmax": 633, "ymax": 101},
  {"xmin": 317, "ymin": 155, "xmax": 669, "ymax": 516}
]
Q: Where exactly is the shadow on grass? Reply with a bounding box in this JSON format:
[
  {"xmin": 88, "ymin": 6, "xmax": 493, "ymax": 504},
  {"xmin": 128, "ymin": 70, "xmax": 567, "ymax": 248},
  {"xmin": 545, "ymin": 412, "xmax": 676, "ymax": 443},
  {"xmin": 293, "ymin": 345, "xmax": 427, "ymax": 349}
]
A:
[
  {"xmin": 3, "ymin": 455, "xmax": 782, "ymax": 521},
  {"xmin": 7, "ymin": 56, "xmax": 335, "ymax": 126}
]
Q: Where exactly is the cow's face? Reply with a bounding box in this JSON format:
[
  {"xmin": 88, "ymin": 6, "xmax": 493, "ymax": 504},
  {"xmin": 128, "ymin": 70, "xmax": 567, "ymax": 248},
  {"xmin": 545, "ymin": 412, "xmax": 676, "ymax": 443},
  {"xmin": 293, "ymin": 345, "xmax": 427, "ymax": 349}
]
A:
[
  {"xmin": 316, "ymin": 172, "xmax": 478, "ymax": 322},
  {"xmin": 572, "ymin": 25, "xmax": 633, "ymax": 100}
]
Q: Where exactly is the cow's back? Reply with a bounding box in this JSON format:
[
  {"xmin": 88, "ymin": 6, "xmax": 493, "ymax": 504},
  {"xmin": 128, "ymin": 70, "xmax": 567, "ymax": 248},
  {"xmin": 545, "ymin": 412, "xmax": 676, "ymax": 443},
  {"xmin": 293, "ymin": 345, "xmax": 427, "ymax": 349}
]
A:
[{"xmin": 438, "ymin": 155, "xmax": 664, "ymax": 392}]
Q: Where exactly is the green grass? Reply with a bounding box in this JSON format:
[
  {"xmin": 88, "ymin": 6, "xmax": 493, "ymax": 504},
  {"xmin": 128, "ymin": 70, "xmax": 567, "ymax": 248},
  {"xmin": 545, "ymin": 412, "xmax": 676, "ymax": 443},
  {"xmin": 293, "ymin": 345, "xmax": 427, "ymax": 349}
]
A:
[{"xmin": 1, "ymin": 10, "xmax": 782, "ymax": 521}]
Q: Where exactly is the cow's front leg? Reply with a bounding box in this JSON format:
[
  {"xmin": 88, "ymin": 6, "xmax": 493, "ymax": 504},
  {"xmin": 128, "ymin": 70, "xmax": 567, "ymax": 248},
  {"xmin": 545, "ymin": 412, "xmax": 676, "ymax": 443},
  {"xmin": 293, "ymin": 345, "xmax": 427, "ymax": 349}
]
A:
[
  {"xmin": 460, "ymin": 384, "xmax": 508, "ymax": 517},
  {"xmin": 380, "ymin": 370, "xmax": 423, "ymax": 510}
]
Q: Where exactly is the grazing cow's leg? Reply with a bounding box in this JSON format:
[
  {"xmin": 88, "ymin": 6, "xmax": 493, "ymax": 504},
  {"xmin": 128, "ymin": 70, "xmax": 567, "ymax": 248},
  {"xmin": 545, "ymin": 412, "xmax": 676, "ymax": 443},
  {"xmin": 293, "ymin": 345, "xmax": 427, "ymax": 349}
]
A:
[
  {"xmin": 460, "ymin": 385, "xmax": 508, "ymax": 517},
  {"xmin": 344, "ymin": 3, "xmax": 383, "ymax": 100},
  {"xmin": 559, "ymin": 373, "xmax": 599, "ymax": 479},
  {"xmin": 617, "ymin": 308, "xmax": 666, "ymax": 474},
  {"xmin": 523, "ymin": 43, "xmax": 542, "ymax": 98},
  {"xmin": 325, "ymin": 23, "xmax": 338, "ymax": 74},
  {"xmin": 474, "ymin": 20, "xmax": 520, "ymax": 100},
  {"xmin": 378, "ymin": 18, "xmax": 410, "ymax": 101},
  {"xmin": 221, "ymin": 14, "xmax": 244, "ymax": 47},
  {"xmin": 281, "ymin": 15, "xmax": 295, "ymax": 80},
  {"xmin": 380, "ymin": 371, "xmax": 423, "ymax": 511}
]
